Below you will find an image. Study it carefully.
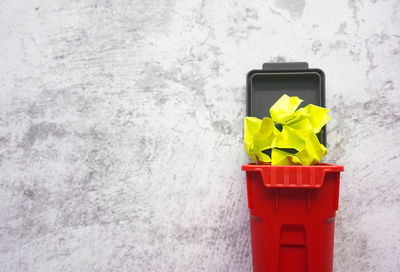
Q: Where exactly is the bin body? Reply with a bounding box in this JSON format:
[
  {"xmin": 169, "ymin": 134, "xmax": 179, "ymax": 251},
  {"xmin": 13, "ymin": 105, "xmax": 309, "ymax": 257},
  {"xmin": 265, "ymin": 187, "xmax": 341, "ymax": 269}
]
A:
[{"xmin": 242, "ymin": 163, "xmax": 344, "ymax": 272}]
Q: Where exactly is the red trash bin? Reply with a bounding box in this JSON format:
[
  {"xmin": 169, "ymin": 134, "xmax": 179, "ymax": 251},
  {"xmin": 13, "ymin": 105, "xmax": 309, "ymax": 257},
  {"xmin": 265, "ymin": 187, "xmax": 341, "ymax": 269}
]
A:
[{"xmin": 242, "ymin": 163, "xmax": 344, "ymax": 272}]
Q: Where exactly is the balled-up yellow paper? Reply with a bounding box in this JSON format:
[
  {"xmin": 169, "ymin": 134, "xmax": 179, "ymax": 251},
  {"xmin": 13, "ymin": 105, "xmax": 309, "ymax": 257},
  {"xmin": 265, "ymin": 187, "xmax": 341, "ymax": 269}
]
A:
[
  {"xmin": 244, "ymin": 117, "xmax": 277, "ymax": 163},
  {"xmin": 244, "ymin": 94, "xmax": 330, "ymax": 166}
]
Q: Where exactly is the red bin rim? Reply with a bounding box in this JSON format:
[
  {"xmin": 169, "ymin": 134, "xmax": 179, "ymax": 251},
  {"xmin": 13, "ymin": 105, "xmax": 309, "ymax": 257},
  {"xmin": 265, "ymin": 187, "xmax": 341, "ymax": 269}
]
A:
[{"xmin": 241, "ymin": 163, "xmax": 344, "ymax": 189}]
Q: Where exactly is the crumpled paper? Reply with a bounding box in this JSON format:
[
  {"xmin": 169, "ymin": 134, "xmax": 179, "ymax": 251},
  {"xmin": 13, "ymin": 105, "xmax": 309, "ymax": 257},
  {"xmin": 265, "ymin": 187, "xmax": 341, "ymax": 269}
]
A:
[{"xmin": 244, "ymin": 94, "xmax": 330, "ymax": 166}]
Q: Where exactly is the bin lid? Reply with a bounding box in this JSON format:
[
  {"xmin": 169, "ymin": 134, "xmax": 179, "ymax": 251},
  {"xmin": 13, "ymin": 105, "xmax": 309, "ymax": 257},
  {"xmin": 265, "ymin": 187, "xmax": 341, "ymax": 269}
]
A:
[{"xmin": 246, "ymin": 62, "xmax": 326, "ymax": 146}]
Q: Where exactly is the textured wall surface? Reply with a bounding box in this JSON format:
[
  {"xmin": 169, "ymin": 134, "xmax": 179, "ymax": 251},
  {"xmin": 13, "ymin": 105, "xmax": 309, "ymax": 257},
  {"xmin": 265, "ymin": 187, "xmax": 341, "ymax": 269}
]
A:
[{"xmin": 1, "ymin": 0, "xmax": 400, "ymax": 271}]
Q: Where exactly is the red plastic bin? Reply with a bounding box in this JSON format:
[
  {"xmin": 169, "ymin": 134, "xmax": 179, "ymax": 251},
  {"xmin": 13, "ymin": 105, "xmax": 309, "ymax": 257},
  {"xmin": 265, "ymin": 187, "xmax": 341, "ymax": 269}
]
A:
[{"xmin": 242, "ymin": 163, "xmax": 344, "ymax": 272}]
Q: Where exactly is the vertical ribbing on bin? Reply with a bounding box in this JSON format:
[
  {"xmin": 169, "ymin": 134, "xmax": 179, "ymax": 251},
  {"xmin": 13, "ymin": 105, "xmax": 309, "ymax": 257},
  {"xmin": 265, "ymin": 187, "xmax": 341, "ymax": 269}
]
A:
[
  {"xmin": 310, "ymin": 167, "xmax": 316, "ymax": 187},
  {"xmin": 271, "ymin": 167, "xmax": 276, "ymax": 186},
  {"xmin": 297, "ymin": 167, "xmax": 303, "ymax": 186},
  {"xmin": 284, "ymin": 167, "xmax": 289, "ymax": 186}
]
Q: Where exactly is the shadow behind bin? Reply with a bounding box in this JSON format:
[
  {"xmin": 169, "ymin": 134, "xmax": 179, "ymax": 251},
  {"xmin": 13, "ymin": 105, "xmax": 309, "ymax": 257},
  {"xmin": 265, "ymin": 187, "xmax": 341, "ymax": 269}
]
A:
[{"xmin": 242, "ymin": 164, "xmax": 344, "ymax": 272}]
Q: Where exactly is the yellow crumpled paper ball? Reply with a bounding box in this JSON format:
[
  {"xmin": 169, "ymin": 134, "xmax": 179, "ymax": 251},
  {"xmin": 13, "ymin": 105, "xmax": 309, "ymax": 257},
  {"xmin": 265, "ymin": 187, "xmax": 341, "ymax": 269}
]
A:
[{"xmin": 244, "ymin": 94, "xmax": 330, "ymax": 166}]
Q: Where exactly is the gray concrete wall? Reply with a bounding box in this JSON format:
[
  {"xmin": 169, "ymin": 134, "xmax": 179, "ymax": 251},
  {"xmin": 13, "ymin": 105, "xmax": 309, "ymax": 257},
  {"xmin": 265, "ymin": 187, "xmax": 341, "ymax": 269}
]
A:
[{"xmin": 1, "ymin": 0, "xmax": 399, "ymax": 271}]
